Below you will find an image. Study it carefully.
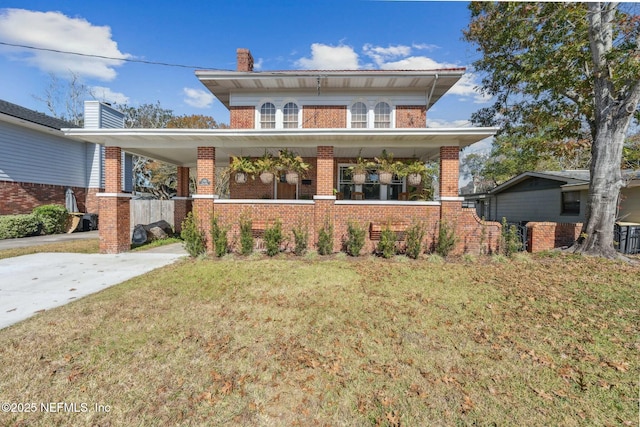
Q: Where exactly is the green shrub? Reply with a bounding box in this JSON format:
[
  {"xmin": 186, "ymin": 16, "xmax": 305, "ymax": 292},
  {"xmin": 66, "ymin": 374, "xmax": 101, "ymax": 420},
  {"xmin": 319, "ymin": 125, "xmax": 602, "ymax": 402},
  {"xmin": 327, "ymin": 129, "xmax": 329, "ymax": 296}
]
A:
[
  {"xmin": 436, "ymin": 219, "xmax": 457, "ymax": 257},
  {"xmin": 377, "ymin": 225, "xmax": 396, "ymax": 259},
  {"xmin": 0, "ymin": 214, "xmax": 41, "ymax": 239},
  {"xmin": 291, "ymin": 223, "xmax": 309, "ymax": 256},
  {"xmin": 211, "ymin": 216, "xmax": 229, "ymax": 258},
  {"xmin": 317, "ymin": 220, "xmax": 334, "ymax": 255},
  {"xmin": 405, "ymin": 221, "xmax": 425, "ymax": 259},
  {"xmin": 344, "ymin": 221, "xmax": 366, "ymax": 256},
  {"xmin": 263, "ymin": 220, "xmax": 283, "ymax": 257},
  {"xmin": 239, "ymin": 215, "xmax": 254, "ymax": 256},
  {"xmin": 500, "ymin": 217, "xmax": 523, "ymax": 257},
  {"xmin": 32, "ymin": 204, "xmax": 68, "ymax": 235},
  {"xmin": 180, "ymin": 212, "xmax": 206, "ymax": 257}
]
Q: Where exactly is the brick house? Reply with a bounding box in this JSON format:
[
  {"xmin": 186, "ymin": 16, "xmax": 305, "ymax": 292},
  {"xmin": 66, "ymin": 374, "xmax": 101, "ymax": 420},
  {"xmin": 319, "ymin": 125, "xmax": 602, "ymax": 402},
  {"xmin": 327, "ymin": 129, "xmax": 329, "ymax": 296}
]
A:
[
  {"xmin": 65, "ymin": 48, "xmax": 502, "ymax": 254},
  {"xmin": 0, "ymin": 100, "xmax": 130, "ymax": 216}
]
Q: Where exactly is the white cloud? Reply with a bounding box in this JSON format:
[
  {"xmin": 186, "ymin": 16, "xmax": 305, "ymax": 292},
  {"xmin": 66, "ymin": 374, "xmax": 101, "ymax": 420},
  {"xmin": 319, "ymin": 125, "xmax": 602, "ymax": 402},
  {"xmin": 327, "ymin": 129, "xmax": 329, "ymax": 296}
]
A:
[
  {"xmin": 427, "ymin": 118, "xmax": 472, "ymax": 128},
  {"xmin": 448, "ymin": 74, "xmax": 492, "ymax": 104},
  {"xmin": 0, "ymin": 8, "xmax": 130, "ymax": 81},
  {"xmin": 183, "ymin": 87, "xmax": 215, "ymax": 108},
  {"xmin": 295, "ymin": 43, "xmax": 359, "ymax": 69},
  {"xmin": 90, "ymin": 86, "xmax": 129, "ymax": 104},
  {"xmin": 362, "ymin": 43, "xmax": 412, "ymax": 67}
]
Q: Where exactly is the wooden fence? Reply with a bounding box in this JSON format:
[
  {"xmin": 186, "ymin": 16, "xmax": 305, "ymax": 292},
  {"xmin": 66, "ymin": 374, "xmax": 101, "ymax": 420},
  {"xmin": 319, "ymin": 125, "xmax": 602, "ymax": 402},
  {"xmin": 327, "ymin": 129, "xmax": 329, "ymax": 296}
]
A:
[{"xmin": 130, "ymin": 199, "xmax": 174, "ymax": 234}]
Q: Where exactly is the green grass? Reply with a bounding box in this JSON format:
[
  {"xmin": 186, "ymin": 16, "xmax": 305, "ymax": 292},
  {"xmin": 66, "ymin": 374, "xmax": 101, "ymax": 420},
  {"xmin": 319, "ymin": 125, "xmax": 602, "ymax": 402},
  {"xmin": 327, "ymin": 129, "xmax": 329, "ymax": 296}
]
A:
[
  {"xmin": 0, "ymin": 255, "xmax": 637, "ymax": 426},
  {"xmin": 0, "ymin": 239, "xmax": 99, "ymax": 260}
]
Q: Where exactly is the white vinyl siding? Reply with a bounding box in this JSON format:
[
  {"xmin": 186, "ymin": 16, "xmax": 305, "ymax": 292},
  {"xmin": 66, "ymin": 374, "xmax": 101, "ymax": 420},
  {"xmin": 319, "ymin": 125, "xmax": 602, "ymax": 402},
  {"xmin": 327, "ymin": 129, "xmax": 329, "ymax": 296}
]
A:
[{"xmin": 0, "ymin": 120, "xmax": 87, "ymax": 187}]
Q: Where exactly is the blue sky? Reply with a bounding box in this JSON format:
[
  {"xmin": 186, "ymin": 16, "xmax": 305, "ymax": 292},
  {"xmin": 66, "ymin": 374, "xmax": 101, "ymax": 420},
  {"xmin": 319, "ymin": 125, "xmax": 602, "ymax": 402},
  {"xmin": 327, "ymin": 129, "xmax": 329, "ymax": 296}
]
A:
[{"xmin": 0, "ymin": 0, "xmax": 491, "ymax": 138}]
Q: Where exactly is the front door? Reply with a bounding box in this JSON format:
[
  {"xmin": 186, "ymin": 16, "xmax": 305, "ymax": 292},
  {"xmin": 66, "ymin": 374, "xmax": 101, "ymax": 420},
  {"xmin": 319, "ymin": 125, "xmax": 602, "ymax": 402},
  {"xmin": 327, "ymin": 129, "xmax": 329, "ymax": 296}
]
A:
[{"xmin": 277, "ymin": 181, "xmax": 297, "ymax": 199}]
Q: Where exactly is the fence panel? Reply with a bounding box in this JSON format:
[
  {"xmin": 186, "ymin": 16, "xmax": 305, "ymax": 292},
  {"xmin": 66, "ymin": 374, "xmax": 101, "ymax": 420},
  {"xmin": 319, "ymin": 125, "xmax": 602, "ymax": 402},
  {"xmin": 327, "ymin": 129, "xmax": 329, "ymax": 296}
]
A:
[{"xmin": 130, "ymin": 200, "xmax": 175, "ymax": 232}]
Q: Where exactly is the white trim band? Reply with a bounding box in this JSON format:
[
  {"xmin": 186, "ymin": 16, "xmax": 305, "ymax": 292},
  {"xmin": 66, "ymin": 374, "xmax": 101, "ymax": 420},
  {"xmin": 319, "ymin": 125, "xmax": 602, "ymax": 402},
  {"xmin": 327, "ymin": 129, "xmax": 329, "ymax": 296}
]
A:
[
  {"xmin": 97, "ymin": 193, "xmax": 133, "ymax": 198},
  {"xmin": 313, "ymin": 195, "xmax": 337, "ymax": 200},
  {"xmin": 438, "ymin": 196, "xmax": 465, "ymax": 202},
  {"xmin": 192, "ymin": 194, "xmax": 219, "ymax": 199}
]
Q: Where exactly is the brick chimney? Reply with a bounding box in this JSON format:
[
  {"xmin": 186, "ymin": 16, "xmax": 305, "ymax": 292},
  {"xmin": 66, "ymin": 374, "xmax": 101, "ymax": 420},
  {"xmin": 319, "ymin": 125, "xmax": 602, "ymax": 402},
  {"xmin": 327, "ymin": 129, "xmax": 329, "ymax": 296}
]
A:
[{"xmin": 237, "ymin": 48, "xmax": 254, "ymax": 72}]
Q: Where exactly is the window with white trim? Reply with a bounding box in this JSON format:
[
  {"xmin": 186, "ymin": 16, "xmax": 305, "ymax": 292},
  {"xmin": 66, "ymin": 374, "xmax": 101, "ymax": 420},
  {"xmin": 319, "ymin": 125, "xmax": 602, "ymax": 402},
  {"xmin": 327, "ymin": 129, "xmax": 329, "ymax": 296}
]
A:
[
  {"xmin": 260, "ymin": 102, "xmax": 276, "ymax": 129},
  {"xmin": 283, "ymin": 102, "xmax": 299, "ymax": 128},
  {"xmin": 374, "ymin": 102, "xmax": 391, "ymax": 128},
  {"xmin": 350, "ymin": 102, "xmax": 367, "ymax": 128}
]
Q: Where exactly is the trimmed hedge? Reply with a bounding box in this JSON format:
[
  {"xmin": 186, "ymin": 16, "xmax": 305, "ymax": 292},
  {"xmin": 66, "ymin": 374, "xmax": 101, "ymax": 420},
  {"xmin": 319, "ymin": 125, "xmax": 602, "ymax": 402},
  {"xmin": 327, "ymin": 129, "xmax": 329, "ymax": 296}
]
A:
[
  {"xmin": 0, "ymin": 214, "xmax": 41, "ymax": 239},
  {"xmin": 33, "ymin": 204, "xmax": 68, "ymax": 235}
]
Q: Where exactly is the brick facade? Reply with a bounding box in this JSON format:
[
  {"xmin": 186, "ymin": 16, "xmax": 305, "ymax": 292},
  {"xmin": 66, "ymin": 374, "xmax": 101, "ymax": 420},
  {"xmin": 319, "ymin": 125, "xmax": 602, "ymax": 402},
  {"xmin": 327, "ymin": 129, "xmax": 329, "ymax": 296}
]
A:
[
  {"xmin": 302, "ymin": 106, "xmax": 346, "ymax": 128},
  {"xmin": 0, "ymin": 181, "xmax": 99, "ymax": 215},
  {"xmin": 526, "ymin": 222, "xmax": 582, "ymax": 252},
  {"xmin": 230, "ymin": 106, "xmax": 254, "ymax": 129},
  {"xmin": 396, "ymin": 106, "xmax": 426, "ymax": 128}
]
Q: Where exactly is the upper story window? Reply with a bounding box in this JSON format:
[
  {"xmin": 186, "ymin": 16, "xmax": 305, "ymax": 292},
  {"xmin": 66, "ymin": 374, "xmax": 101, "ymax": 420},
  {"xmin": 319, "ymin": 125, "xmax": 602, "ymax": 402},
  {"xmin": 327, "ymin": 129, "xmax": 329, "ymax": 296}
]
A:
[
  {"xmin": 374, "ymin": 102, "xmax": 391, "ymax": 128},
  {"xmin": 283, "ymin": 102, "xmax": 299, "ymax": 128},
  {"xmin": 260, "ymin": 102, "xmax": 276, "ymax": 129},
  {"xmin": 350, "ymin": 102, "xmax": 368, "ymax": 128}
]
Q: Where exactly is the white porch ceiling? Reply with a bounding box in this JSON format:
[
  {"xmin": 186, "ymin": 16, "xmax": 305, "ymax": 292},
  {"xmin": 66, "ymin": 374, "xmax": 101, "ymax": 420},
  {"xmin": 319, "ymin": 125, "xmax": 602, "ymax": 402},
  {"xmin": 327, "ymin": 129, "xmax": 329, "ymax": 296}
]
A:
[{"xmin": 63, "ymin": 127, "xmax": 497, "ymax": 168}]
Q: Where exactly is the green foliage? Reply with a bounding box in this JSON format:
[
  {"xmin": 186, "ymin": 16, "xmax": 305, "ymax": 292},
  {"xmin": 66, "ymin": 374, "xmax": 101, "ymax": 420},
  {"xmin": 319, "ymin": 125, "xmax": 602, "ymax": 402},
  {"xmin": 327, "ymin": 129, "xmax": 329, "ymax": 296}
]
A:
[
  {"xmin": 317, "ymin": 220, "xmax": 334, "ymax": 256},
  {"xmin": 211, "ymin": 216, "xmax": 229, "ymax": 258},
  {"xmin": 32, "ymin": 204, "xmax": 68, "ymax": 235},
  {"xmin": 344, "ymin": 221, "xmax": 366, "ymax": 257},
  {"xmin": 377, "ymin": 226, "xmax": 396, "ymax": 259},
  {"xmin": 263, "ymin": 220, "xmax": 283, "ymax": 257},
  {"xmin": 500, "ymin": 218, "xmax": 523, "ymax": 257},
  {"xmin": 291, "ymin": 223, "xmax": 309, "ymax": 256},
  {"xmin": 238, "ymin": 215, "xmax": 254, "ymax": 256},
  {"xmin": 436, "ymin": 220, "xmax": 457, "ymax": 257},
  {"xmin": 405, "ymin": 221, "xmax": 425, "ymax": 259},
  {"xmin": 180, "ymin": 212, "xmax": 205, "ymax": 258},
  {"xmin": 0, "ymin": 214, "xmax": 41, "ymax": 239}
]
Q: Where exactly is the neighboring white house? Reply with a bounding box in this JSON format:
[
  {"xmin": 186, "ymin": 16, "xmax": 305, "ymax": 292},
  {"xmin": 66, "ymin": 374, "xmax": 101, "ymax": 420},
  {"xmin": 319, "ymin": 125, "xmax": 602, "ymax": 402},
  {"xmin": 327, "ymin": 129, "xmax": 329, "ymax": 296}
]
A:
[
  {"xmin": 0, "ymin": 100, "xmax": 130, "ymax": 216},
  {"xmin": 468, "ymin": 170, "xmax": 640, "ymax": 224}
]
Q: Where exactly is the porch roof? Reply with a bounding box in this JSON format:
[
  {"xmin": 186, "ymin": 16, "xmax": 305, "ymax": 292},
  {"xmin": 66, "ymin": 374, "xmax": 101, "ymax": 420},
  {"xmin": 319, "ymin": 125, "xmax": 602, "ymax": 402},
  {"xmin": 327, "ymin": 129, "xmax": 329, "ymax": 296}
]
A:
[
  {"xmin": 195, "ymin": 69, "xmax": 466, "ymax": 109},
  {"xmin": 63, "ymin": 127, "xmax": 498, "ymax": 168}
]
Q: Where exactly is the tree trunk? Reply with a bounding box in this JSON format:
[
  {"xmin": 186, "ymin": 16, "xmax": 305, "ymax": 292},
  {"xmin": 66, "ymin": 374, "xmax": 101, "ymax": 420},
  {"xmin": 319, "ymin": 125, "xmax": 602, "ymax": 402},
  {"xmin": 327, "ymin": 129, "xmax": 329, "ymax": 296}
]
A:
[{"xmin": 570, "ymin": 2, "xmax": 640, "ymax": 258}]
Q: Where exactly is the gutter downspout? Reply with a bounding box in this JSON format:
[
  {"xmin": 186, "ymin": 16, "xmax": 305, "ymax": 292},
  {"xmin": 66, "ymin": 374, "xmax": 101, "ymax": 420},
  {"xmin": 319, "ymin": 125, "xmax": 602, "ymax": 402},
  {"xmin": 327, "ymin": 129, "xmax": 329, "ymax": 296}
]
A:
[{"xmin": 426, "ymin": 74, "xmax": 439, "ymax": 113}]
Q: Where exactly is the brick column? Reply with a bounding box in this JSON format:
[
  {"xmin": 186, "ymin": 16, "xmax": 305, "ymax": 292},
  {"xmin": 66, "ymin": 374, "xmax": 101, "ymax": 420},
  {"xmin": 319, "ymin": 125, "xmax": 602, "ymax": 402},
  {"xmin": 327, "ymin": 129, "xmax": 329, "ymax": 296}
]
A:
[
  {"xmin": 314, "ymin": 146, "xmax": 336, "ymax": 252},
  {"xmin": 193, "ymin": 147, "xmax": 216, "ymax": 252},
  {"xmin": 99, "ymin": 146, "xmax": 131, "ymax": 253},
  {"xmin": 173, "ymin": 166, "xmax": 192, "ymax": 234},
  {"xmin": 438, "ymin": 146, "xmax": 464, "ymax": 254},
  {"xmin": 316, "ymin": 146, "xmax": 334, "ymax": 196}
]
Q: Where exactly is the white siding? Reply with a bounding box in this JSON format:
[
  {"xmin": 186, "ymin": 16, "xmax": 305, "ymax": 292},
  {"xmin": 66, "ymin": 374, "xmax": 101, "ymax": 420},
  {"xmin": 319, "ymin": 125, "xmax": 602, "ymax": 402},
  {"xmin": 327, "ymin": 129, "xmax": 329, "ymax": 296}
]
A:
[
  {"xmin": 84, "ymin": 101, "xmax": 124, "ymax": 129},
  {"xmin": 493, "ymin": 188, "xmax": 586, "ymax": 223},
  {"xmin": 0, "ymin": 120, "xmax": 88, "ymax": 187},
  {"xmin": 231, "ymin": 93, "xmax": 427, "ymax": 108}
]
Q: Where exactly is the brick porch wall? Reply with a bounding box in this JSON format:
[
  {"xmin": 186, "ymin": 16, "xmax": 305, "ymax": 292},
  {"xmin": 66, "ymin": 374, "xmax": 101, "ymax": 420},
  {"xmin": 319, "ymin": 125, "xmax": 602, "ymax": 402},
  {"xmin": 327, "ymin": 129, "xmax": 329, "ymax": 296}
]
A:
[{"xmin": 526, "ymin": 222, "xmax": 583, "ymax": 252}]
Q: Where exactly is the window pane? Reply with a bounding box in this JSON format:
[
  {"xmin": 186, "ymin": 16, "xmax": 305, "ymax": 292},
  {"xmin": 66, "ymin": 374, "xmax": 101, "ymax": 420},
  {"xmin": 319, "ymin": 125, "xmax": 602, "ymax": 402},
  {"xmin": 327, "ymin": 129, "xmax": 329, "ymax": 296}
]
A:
[
  {"xmin": 374, "ymin": 102, "xmax": 391, "ymax": 128},
  {"xmin": 351, "ymin": 102, "xmax": 367, "ymax": 128},
  {"xmin": 283, "ymin": 102, "xmax": 299, "ymax": 128},
  {"xmin": 260, "ymin": 102, "xmax": 275, "ymax": 129},
  {"xmin": 562, "ymin": 191, "xmax": 580, "ymax": 214}
]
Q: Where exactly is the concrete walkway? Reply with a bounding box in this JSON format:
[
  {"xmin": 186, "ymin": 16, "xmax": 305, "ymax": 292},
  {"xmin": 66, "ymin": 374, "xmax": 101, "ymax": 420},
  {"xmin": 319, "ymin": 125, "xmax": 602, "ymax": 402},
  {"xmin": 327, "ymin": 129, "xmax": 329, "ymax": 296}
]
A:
[{"xmin": 0, "ymin": 233, "xmax": 187, "ymax": 330}]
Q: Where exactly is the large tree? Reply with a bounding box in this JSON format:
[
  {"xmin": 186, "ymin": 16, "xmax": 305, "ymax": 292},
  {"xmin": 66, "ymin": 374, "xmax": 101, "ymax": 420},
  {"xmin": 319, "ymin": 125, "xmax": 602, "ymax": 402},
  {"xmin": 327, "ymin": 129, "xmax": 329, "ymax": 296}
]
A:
[{"xmin": 464, "ymin": 2, "xmax": 640, "ymax": 258}]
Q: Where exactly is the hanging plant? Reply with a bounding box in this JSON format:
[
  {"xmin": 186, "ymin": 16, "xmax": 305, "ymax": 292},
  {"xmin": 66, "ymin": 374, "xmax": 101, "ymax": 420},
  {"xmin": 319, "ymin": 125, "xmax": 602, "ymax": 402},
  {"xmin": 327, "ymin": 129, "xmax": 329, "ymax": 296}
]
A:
[
  {"xmin": 229, "ymin": 156, "xmax": 256, "ymax": 184},
  {"xmin": 348, "ymin": 155, "xmax": 373, "ymax": 185},
  {"xmin": 397, "ymin": 159, "xmax": 428, "ymax": 186},
  {"xmin": 278, "ymin": 149, "xmax": 310, "ymax": 185},
  {"xmin": 374, "ymin": 149, "xmax": 402, "ymax": 185},
  {"xmin": 254, "ymin": 152, "xmax": 278, "ymax": 184}
]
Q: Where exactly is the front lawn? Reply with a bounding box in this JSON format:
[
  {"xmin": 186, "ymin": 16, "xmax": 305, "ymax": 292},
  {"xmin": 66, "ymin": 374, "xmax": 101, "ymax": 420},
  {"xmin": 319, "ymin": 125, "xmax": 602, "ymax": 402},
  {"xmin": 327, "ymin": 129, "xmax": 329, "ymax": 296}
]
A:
[{"xmin": 0, "ymin": 254, "xmax": 637, "ymax": 426}]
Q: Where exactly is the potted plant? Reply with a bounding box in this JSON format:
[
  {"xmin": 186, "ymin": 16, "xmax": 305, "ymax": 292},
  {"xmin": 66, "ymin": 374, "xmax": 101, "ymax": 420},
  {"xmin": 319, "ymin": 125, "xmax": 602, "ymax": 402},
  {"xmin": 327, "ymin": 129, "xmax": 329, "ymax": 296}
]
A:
[
  {"xmin": 278, "ymin": 149, "xmax": 310, "ymax": 185},
  {"xmin": 348, "ymin": 155, "xmax": 371, "ymax": 185},
  {"xmin": 397, "ymin": 159, "xmax": 428, "ymax": 186},
  {"xmin": 254, "ymin": 152, "xmax": 279, "ymax": 184},
  {"xmin": 229, "ymin": 156, "xmax": 256, "ymax": 184},
  {"xmin": 374, "ymin": 149, "xmax": 401, "ymax": 185}
]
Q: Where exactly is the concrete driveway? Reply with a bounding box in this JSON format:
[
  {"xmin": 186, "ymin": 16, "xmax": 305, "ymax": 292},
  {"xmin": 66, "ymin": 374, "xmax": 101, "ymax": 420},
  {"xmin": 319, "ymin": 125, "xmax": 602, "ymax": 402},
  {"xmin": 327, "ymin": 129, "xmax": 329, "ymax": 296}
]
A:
[{"xmin": 0, "ymin": 241, "xmax": 187, "ymax": 329}]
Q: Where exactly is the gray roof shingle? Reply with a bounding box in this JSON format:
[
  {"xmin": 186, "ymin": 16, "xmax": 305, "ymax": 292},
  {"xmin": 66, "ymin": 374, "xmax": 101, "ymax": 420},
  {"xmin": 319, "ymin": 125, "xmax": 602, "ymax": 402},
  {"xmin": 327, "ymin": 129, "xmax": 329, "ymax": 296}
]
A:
[{"xmin": 0, "ymin": 99, "xmax": 79, "ymax": 130}]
